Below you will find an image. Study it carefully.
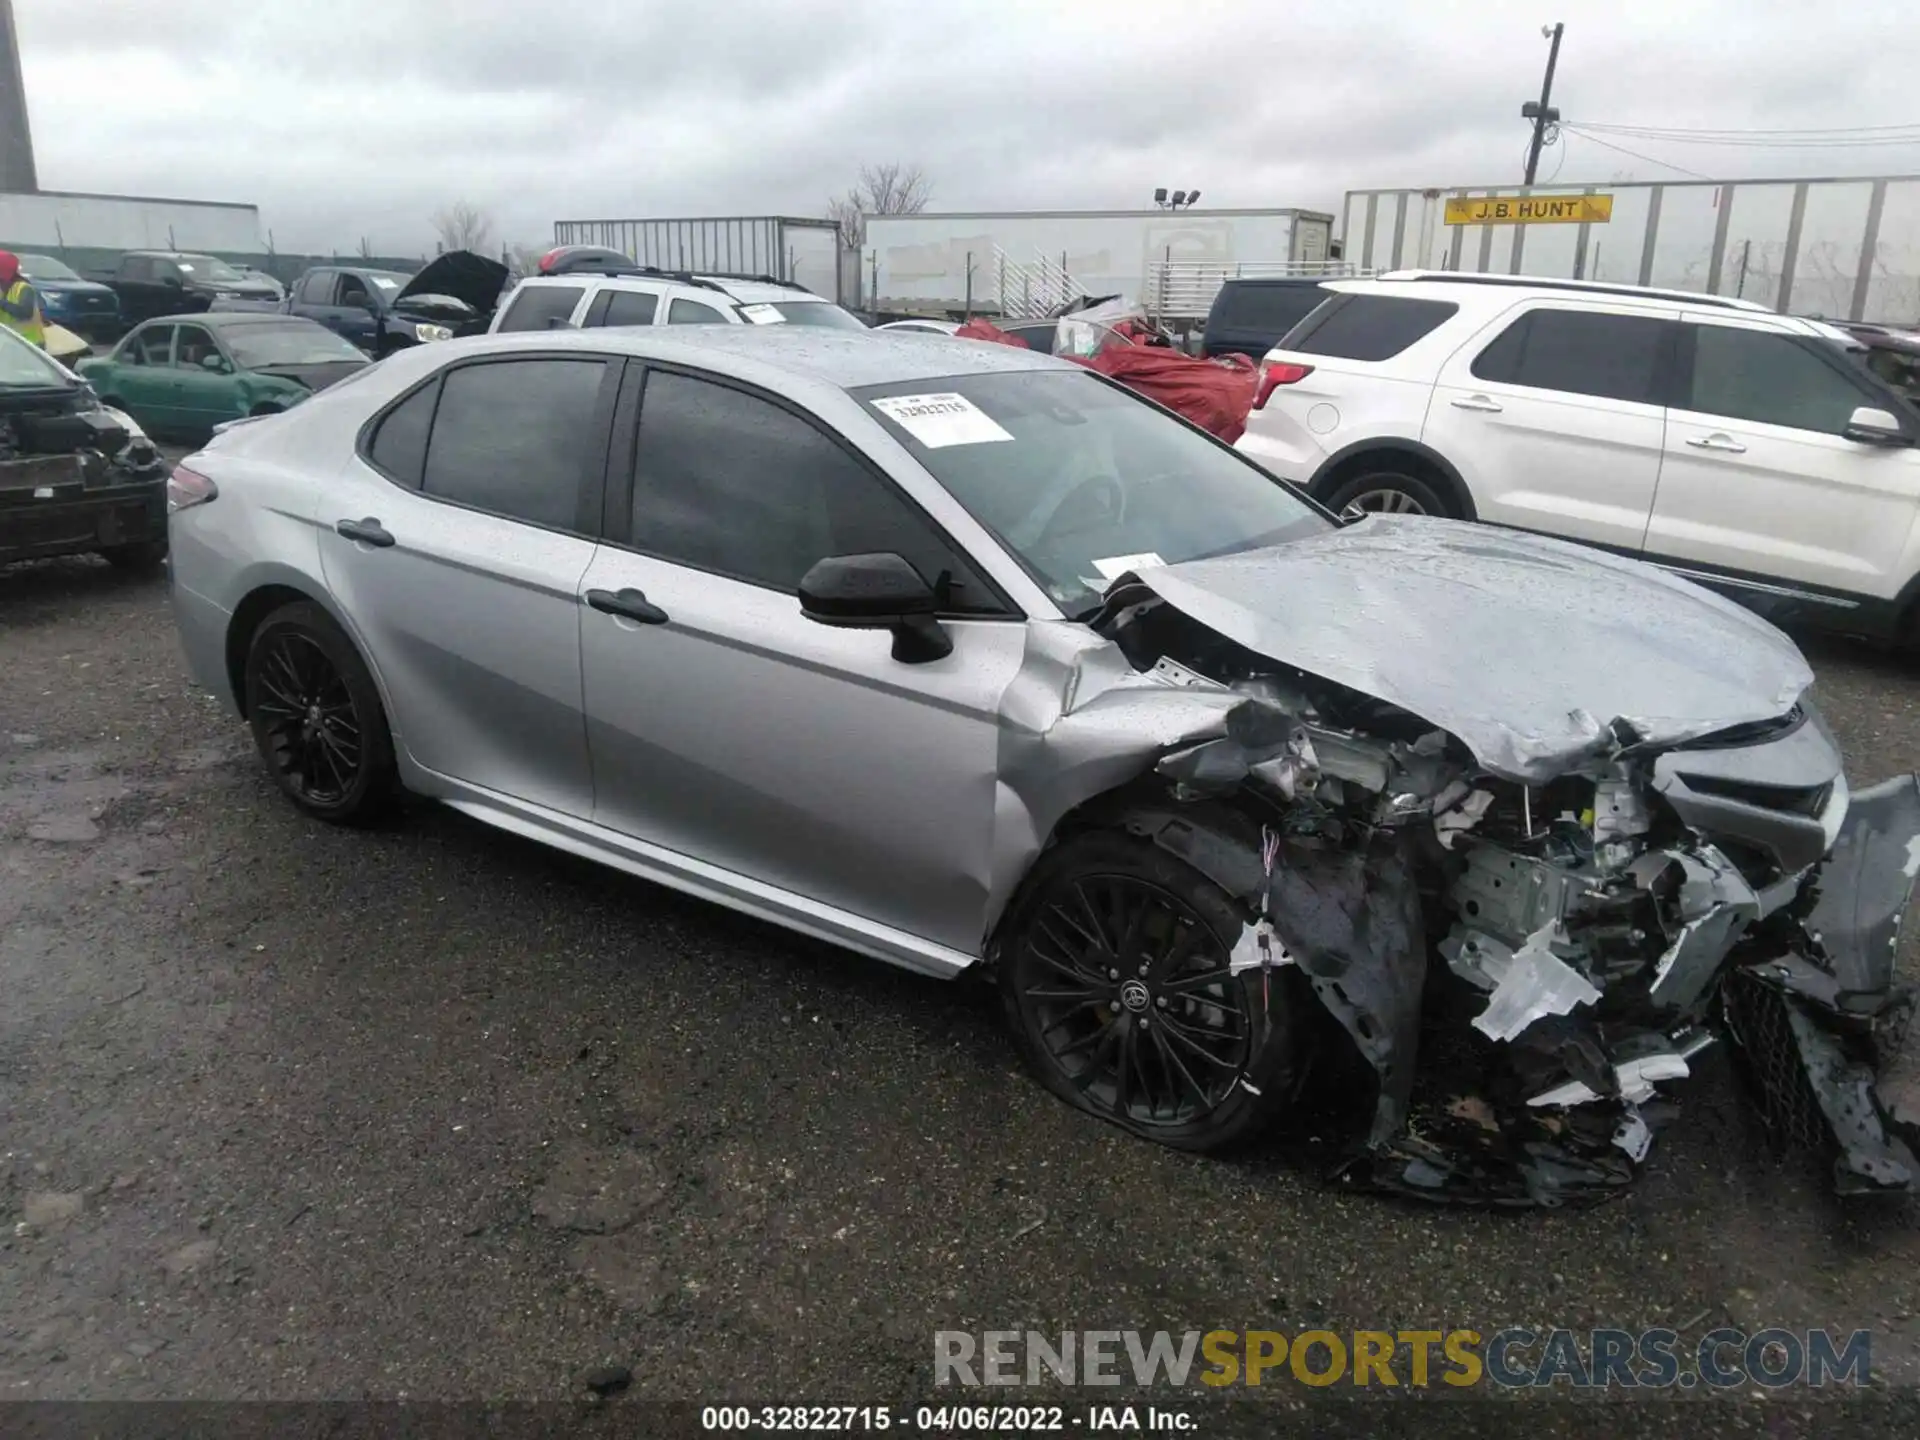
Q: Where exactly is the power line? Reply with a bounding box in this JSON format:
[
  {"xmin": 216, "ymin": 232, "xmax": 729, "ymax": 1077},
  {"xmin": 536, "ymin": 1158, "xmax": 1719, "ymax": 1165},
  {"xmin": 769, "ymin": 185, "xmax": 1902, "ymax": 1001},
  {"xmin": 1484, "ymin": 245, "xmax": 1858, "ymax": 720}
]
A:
[
  {"xmin": 1573, "ymin": 119, "xmax": 1920, "ymax": 138},
  {"xmin": 1570, "ymin": 129, "xmax": 1920, "ymax": 150},
  {"xmin": 1558, "ymin": 126, "xmax": 1715, "ymax": 180}
]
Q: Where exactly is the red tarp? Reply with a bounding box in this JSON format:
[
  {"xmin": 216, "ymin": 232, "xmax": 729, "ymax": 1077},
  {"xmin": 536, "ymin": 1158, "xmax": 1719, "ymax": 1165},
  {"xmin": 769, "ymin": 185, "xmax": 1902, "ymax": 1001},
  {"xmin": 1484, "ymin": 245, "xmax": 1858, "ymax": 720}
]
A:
[{"xmin": 951, "ymin": 316, "xmax": 1257, "ymax": 443}]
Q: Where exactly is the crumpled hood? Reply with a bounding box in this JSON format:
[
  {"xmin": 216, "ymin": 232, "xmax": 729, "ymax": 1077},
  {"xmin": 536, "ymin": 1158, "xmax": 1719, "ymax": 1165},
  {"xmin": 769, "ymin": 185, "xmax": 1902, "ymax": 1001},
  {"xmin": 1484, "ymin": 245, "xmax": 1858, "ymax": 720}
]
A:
[{"xmin": 1132, "ymin": 516, "xmax": 1814, "ymax": 781}]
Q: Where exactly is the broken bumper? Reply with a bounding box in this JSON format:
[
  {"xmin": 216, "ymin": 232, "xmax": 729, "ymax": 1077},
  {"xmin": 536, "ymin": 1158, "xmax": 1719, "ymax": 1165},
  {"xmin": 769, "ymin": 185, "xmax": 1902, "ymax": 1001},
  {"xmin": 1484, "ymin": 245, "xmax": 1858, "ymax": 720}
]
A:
[
  {"xmin": 1728, "ymin": 772, "xmax": 1920, "ymax": 1195},
  {"xmin": 1345, "ymin": 773, "xmax": 1920, "ymax": 1207}
]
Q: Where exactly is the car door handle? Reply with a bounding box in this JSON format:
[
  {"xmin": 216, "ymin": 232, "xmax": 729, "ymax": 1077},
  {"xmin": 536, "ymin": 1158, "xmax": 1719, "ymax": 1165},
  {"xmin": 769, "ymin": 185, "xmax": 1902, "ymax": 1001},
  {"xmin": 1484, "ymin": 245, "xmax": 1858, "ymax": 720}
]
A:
[
  {"xmin": 335, "ymin": 517, "xmax": 395, "ymax": 547},
  {"xmin": 1685, "ymin": 434, "xmax": 1748, "ymax": 454},
  {"xmin": 586, "ymin": 587, "xmax": 669, "ymax": 625},
  {"xmin": 1449, "ymin": 395, "xmax": 1503, "ymax": 413}
]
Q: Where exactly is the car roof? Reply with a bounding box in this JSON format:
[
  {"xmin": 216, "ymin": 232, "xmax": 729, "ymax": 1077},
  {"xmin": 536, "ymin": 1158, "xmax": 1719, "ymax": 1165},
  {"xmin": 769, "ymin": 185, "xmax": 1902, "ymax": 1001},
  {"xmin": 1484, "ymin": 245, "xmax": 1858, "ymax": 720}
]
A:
[
  {"xmin": 510, "ymin": 272, "xmax": 829, "ymax": 305},
  {"xmin": 1325, "ymin": 273, "xmax": 1828, "ymax": 331},
  {"xmin": 422, "ymin": 323, "xmax": 1068, "ymax": 389},
  {"xmin": 140, "ymin": 312, "xmax": 321, "ymax": 330},
  {"xmin": 1368, "ymin": 269, "xmax": 1776, "ymax": 313}
]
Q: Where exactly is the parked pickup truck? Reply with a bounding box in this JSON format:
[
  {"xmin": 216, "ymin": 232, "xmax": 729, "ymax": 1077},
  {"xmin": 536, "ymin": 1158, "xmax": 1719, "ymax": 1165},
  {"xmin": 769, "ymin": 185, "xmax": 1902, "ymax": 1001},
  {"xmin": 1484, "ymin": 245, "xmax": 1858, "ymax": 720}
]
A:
[
  {"xmin": 208, "ymin": 251, "xmax": 509, "ymax": 356},
  {"xmin": 85, "ymin": 251, "xmax": 283, "ymax": 329}
]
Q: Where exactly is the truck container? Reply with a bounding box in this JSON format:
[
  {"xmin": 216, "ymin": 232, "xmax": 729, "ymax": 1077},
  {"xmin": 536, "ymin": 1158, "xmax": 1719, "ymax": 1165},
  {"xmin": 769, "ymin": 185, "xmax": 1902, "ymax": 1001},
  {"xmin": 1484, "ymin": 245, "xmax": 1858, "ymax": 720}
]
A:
[
  {"xmin": 550, "ymin": 215, "xmax": 846, "ymax": 302},
  {"xmin": 1340, "ymin": 173, "xmax": 1920, "ymax": 322},
  {"xmin": 864, "ymin": 207, "xmax": 1339, "ymax": 319}
]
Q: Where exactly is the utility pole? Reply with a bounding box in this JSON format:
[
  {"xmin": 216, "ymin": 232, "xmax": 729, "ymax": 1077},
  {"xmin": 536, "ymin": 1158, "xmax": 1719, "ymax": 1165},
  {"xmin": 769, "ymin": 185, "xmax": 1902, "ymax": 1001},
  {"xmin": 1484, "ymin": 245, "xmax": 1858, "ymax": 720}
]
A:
[{"xmin": 1522, "ymin": 22, "xmax": 1565, "ymax": 185}]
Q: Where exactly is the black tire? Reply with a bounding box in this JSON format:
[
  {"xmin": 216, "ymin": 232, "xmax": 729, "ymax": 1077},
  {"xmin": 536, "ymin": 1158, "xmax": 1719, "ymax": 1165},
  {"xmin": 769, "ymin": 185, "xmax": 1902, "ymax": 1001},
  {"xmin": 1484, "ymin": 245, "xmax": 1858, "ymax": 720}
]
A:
[
  {"xmin": 99, "ymin": 539, "xmax": 168, "ymax": 572},
  {"xmin": 998, "ymin": 829, "xmax": 1299, "ymax": 1152},
  {"xmin": 1321, "ymin": 465, "xmax": 1454, "ymax": 520},
  {"xmin": 243, "ymin": 600, "xmax": 396, "ymax": 825}
]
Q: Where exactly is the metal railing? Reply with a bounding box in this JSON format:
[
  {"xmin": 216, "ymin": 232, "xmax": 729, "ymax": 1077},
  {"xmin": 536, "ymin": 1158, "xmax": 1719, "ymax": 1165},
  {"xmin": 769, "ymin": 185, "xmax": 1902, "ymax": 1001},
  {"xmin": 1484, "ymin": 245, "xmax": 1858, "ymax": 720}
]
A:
[
  {"xmin": 994, "ymin": 246, "xmax": 1084, "ymax": 318},
  {"xmin": 1142, "ymin": 259, "xmax": 1372, "ymax": 320}
]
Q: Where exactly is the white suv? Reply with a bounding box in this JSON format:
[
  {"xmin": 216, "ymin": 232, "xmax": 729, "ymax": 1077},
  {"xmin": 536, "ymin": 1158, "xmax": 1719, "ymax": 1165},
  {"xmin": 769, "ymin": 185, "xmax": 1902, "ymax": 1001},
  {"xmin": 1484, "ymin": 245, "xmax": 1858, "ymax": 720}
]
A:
[
  {"xmin": 489, "ymin": 269, "xmax": 863, "ymax": 335},
  {"xmin": 1237, "ymin": 271, "xmax": 1920, "ymax": 644}
]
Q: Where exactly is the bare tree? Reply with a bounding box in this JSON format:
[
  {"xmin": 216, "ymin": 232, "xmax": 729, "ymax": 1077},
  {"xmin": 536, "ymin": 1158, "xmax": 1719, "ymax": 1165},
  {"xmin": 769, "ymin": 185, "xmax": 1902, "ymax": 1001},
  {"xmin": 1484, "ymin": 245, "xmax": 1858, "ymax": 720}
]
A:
[
  {"xmin": 431, "ymin": 202, "xmax": 496, "ymax": 255},
  {"xmin": 828, "ymin": 162, "xmax": 931, "ymax": 249},
  {"xmin": 506, "ymin": 241, "xmax": 548, "ymax": 278}
]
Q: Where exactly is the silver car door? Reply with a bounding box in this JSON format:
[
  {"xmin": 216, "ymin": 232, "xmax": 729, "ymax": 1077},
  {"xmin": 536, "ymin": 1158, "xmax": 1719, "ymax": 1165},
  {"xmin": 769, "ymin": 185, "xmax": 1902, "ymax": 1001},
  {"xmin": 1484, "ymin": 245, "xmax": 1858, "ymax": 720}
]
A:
[
  {"xmin": 577, "ymin": 365, "xmax": 1029, "ymax": 954},
  {"xmin": 318, "ymin": 352, "xmax": 620, "ymax": 817}
]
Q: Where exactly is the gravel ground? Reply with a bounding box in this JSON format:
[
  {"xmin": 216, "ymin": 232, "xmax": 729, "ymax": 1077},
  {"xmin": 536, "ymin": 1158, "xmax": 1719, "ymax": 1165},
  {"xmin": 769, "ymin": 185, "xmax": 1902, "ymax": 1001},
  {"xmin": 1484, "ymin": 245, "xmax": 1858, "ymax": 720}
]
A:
[{"xmin": 2, "ymin": 543, "xmax": 1918, "ymax": 1434}]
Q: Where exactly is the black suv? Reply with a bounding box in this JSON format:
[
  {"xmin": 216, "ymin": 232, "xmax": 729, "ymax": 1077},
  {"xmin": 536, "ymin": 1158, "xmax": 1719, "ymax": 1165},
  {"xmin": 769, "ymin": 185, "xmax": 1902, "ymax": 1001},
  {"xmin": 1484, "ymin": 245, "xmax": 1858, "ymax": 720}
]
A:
[
  {"xmin": 1201, "ymin": 278, "xmax": 1340, "ymax": 359},
  {"xmin": 0, "ymin": 338, "xmax": 170, "ymax": 571}
]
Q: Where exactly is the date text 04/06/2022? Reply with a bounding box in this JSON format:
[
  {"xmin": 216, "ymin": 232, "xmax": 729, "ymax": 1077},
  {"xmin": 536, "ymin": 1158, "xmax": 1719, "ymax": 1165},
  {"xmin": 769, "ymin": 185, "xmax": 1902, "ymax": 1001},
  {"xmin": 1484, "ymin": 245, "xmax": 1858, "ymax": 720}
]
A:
[{"xmin": 698, "ymin": 1404, "xmax": 1194, "ymax": 1432}]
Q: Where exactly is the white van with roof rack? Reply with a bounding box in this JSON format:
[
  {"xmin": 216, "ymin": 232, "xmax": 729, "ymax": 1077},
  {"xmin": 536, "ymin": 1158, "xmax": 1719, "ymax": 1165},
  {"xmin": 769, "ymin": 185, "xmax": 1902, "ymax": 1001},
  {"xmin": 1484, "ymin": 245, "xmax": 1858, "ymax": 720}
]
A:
[
  {"xmin": 489, "ymin": 262, "xmax": 864, "ymax": 336},
  {"xmin": 1235, "ymin": 271, "xmax": 1920, "ymax": 647}
]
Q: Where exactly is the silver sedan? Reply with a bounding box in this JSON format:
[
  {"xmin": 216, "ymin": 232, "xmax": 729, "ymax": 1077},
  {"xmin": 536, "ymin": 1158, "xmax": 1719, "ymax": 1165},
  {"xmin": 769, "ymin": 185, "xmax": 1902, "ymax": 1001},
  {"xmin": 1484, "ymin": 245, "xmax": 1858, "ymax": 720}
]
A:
[{"xmin": 167, "ymin": 325, "xmax": 1920, "ymax": 1205}]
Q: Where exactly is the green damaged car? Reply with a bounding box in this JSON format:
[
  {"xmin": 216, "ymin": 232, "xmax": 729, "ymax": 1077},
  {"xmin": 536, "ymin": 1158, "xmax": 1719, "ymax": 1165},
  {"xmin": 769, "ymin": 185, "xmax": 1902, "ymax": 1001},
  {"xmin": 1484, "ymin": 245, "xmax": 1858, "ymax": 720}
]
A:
[{"xmin": 77, "ymin": 313, "xmax": 369, "ymax": 441}]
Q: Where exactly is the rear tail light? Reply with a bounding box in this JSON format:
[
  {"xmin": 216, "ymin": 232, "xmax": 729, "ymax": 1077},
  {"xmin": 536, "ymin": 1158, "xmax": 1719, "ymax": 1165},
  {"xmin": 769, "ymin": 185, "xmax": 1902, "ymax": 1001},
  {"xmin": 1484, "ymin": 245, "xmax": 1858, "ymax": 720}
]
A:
[
  {"xmin": 1253, "ymin": 361, "xmax": 1315, "ymax": 410},
  {"xmin": 537, "ymin": 247, "xmax": 565, "ymax": 274},
  {"xmin": 167, "ymin": 464, "xmax": 218, "ymax": 512}
]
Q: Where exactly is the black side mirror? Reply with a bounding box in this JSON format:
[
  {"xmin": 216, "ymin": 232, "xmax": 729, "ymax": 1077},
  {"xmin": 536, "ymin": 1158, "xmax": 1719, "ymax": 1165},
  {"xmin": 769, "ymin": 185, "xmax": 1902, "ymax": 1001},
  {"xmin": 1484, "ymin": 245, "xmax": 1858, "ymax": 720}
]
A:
[{"xmin": 798, "ymin": 551, "xmax": 952, "ymax": 663}]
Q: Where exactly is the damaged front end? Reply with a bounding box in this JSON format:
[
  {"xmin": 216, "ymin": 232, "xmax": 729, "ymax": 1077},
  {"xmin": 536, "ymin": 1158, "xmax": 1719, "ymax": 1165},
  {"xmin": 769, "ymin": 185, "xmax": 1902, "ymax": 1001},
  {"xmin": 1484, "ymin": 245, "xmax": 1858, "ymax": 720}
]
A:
[{"xmin": 1015, "ymin": 540, "xmax": 1920, "ymax": 1207}]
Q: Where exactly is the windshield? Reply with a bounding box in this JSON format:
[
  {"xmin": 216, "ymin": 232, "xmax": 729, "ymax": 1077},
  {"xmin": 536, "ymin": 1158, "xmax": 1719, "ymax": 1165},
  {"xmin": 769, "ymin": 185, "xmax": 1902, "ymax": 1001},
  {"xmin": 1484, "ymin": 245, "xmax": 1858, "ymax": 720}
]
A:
[
  {"xmin": 856, "ymin": 368, "xmax": 1328, "ymax": 616},
  {"xmin": 177, "ymin": 255, "xmax": 247, "ymax": 283},
  {"xmin": 738, "ymin": 300, "xmax": 868, "ymax": 330},
  {"xmin": 0, "ymin": 324, "xmax": 75, "ymax": 388},
  {"xmin": 19, "ymin": 254, "xmax": 79, "ymax": 281},
  {"xmin": 223, "ymin": 323, "xmax": 367, "ymax": 368}
]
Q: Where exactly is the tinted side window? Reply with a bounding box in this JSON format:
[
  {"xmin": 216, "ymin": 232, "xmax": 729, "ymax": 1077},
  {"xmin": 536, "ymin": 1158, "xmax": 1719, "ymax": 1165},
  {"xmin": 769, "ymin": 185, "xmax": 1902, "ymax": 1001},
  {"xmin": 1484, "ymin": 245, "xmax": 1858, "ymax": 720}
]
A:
[
  {"xmin": 367, "ymin": 381, "xmax": 438, "ymax": 488},
  {"xmin": 1214, "ymin": 283, "xmax": 1328, "ymax": 335},
  {"xmin": 1001, "ymin": 323, "xmax": 1057, "ymax": 355},
  {"xmin": 667, "ymin": 297, "xmax": 727, "ymax": 325},
  {"xmin": 298, "ymin": 271, "xmax": 335, "ymax": 305},
  {"xmin": 497, "ymin": 285, "xmax": 584, "ymax": 333},
  {"xmin": 1686, "ymin": 327, "xmax": 1869, "ymax": 435},
  {"xmin": 421, "ymin": 359, "xmax": 606, "ymax": 530},
  {"xmin": 1289, "ymin": 295, "xmax": 1458, "ymax": 361},
  {"xmin": 122, "ymin": 256, "xmax": 151, "ymax": 283},
  {"xmin": 1474, "ymin": 308, "xmax": 1666, "ymax": 403},
  {"xmin": 630, "ymin": 371, "xmax": 1004, "ymax": 611},
  {"xmin": 600, "ymin": 290, "xmax": 659, "ymax": 327}
]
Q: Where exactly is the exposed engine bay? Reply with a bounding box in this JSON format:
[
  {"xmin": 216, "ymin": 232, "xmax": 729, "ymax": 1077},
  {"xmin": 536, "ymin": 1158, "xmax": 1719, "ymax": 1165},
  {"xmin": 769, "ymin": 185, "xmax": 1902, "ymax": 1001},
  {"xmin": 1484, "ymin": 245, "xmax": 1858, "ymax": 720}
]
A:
[
  {"xmin": 0, "ymin": 391, "xmax": 163, "ymax": 482},
  {"xmin": 991, "ymin": 526, "xmax": 1920, "ymax": 1207}
]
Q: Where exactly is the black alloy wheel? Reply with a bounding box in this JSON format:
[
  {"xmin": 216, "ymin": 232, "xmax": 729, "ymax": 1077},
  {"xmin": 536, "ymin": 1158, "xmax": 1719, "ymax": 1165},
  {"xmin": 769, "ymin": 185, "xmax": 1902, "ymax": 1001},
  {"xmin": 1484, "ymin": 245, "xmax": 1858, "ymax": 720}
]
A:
[
  {"xmin": 1001, "ymin": 832, "xmax": 1295, "ymax": 1151},
  {"xmin": 244, "ymin": 601, "xmax": 395, "ymax": 824}
]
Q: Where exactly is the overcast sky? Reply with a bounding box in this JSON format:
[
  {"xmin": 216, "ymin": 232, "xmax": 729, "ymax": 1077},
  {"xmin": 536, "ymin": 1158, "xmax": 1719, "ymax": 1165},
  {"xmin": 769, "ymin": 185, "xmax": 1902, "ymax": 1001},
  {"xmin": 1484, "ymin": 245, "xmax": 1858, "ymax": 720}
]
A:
[{"xmin": 15, "ymin": 0, "xmax": 1919, "ymax": 256}]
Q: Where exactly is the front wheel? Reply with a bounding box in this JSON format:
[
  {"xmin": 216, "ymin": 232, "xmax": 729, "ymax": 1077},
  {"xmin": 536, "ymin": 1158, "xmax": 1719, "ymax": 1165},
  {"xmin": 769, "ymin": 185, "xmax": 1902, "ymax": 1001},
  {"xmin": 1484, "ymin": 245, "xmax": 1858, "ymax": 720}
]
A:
[
  {"xmin": 1321, "ymin": 466, "xmax": 1454, "ymax": 520},
  {"xmin": 243, "ymin": 600, "xmax": 396, "ymax": 825},
  {"xmin": 998, "ymin": 831, "xmax": 1299, "ymax": 1152}
]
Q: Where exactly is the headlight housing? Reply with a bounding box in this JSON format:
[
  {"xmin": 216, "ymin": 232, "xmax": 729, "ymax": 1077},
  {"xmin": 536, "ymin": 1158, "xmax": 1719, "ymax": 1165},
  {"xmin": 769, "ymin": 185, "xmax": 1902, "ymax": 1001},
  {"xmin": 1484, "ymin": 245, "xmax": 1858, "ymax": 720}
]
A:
[{"xmin": 413, "ymin": 322, "xmax": 454, "ymax": 343}]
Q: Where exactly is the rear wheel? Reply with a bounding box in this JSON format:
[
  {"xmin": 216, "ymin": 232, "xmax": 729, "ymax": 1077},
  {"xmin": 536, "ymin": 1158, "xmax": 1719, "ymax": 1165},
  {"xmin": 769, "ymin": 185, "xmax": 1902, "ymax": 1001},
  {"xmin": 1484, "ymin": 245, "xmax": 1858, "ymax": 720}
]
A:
[
  {"xmin": 999, "ymin": 830, "xmax": 1299, "ymax": 1152},
  {"xmin": 243, "ymin": 601, "xmax": 396, "ymax": 825},
  {"xmin": 1321, "ymin": 465, "xmax": 1454, "ymax": 520}
]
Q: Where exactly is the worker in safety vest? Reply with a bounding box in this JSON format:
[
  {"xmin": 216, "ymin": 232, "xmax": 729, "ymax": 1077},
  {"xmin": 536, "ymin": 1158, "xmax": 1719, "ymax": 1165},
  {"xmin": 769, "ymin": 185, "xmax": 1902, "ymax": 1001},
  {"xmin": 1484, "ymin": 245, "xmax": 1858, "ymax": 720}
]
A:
[{"xmin": 0, "ymin": 250, "xmax": 45, "ymax": 346}]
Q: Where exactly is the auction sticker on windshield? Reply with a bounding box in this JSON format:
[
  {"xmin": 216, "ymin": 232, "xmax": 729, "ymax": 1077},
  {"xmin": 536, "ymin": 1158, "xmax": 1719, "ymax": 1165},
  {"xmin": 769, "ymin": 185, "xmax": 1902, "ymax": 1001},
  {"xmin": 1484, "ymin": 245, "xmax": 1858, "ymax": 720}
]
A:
[
  {"xmin": 1091, "ymin": 552, "xmax": 1166, "ymax": 579},
  {"xmin": 739, "ymin": 303, "xmax": 786, "ymax": 325},
  {"xmin": 870, "ymin": 393, "xmax": 1013, "ymax": 448}
]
